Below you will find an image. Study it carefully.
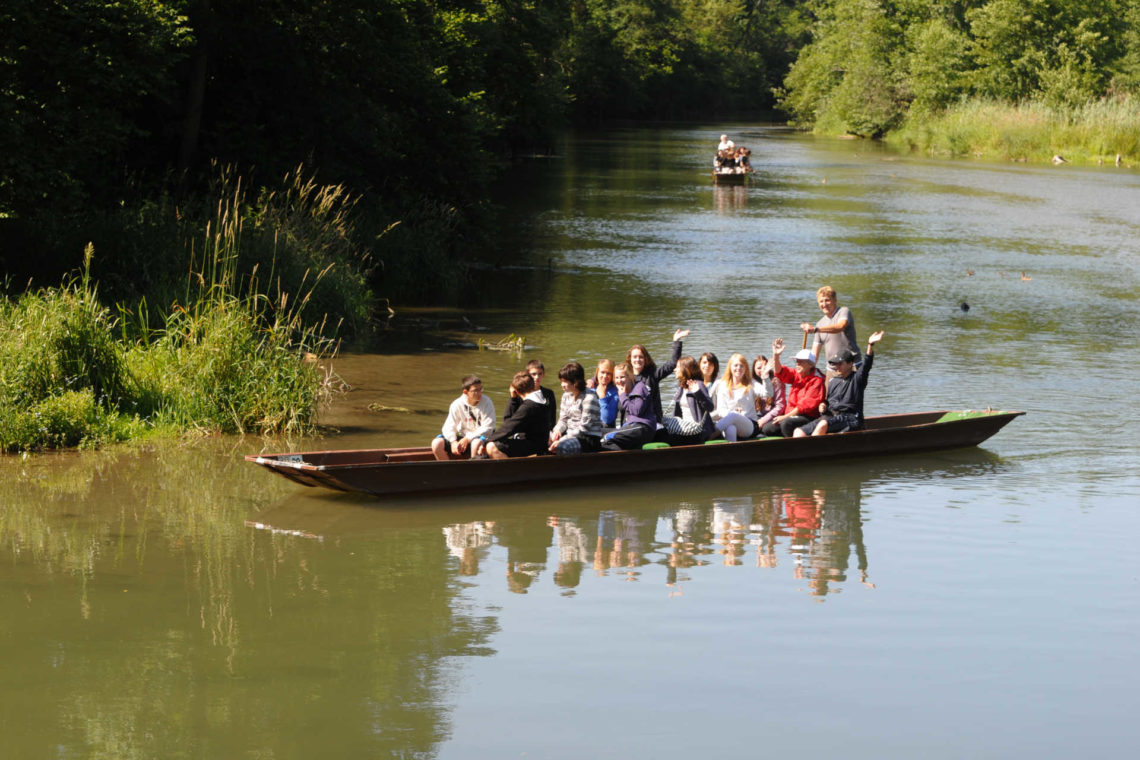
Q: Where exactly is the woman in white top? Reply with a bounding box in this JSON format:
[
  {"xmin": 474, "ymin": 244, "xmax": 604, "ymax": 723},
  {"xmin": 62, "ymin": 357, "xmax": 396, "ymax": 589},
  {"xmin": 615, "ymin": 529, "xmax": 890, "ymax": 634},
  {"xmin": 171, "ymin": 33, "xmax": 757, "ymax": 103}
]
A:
[{"xmin": 712, "ymin": 353, "xmax": 759, "ymax": 442}]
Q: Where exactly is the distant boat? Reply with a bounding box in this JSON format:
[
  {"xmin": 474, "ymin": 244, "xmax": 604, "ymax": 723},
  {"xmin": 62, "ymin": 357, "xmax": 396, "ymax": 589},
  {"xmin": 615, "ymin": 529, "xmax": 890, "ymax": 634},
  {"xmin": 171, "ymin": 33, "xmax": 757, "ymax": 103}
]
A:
[
  {"xmin": 712, "ymin": 169, "xmax": 752, "ymax": 185},
  {"xmin": 247, "ymin": 409, "xmax": 1024, "ymax": 499}
]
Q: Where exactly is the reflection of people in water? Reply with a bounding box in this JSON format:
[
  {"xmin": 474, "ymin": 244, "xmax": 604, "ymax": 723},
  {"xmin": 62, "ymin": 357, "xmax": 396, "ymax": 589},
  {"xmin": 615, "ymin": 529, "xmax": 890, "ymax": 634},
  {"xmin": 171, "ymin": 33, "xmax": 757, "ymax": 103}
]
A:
[
  {"xmin": 495, "ymin": 515, "xmax": 552, "ymax": 594},
  {"xmin": 664, "ymin": 505, "xmax": 711, "ymax": 595},
  {"xmin": 592, "ymin": 510, "xmax": 654, "ymax": 581},
  {"xmin": 808, "ymin": 483, "xmax": 874, "ymax": 596},
  {"xmin": 549, "ymin": 515, "xmax": 588, "ymax": 591},
  {"xmin": 439, "ymin": 483, "xmax": 873, "ymax": 597},
  {"xmin": 770, "ymin": 484, "xmax": 873, "ymax": 597},
  {"xmin": 711, "ymin": 497, "xmax": 752, "ymax": 566},
  {"xmin": 442, "ymin": 521, "xmax": 495, "ymax": 576},
  {"xmin": 749, "ymin": 489, "xmax": 782, "ymax": 568}
]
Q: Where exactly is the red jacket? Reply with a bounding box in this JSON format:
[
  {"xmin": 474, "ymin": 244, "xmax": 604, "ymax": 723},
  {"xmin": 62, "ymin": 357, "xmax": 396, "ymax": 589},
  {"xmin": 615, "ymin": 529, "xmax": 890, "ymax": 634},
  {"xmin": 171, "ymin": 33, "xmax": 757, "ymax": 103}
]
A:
[{"xmin": 774, "ymin": 365, "xmax": 825, "ymax": 419}]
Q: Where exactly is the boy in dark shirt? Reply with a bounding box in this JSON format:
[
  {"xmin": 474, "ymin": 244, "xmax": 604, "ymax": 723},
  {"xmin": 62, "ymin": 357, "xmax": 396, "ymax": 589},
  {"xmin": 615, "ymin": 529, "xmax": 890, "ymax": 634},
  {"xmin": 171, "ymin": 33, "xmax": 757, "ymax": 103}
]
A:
[
  {"xmin": 794, "ymin": 331, "xmax": 884, "ymax": 437},
  {"xmin": 505, "ymin": 359, "xmax": 558, "ymax": 431},
  {"xmin": 487, "ymin": 371, "xmax": 554, "ymax": 458}
]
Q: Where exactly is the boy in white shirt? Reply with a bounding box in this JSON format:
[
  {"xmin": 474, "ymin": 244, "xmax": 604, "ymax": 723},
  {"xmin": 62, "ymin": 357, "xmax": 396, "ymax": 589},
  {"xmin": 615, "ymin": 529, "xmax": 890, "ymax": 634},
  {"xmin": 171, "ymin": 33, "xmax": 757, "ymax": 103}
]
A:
[{"xmin": 432, "ymin": 375, "xmax": 496, "ymax": 460}]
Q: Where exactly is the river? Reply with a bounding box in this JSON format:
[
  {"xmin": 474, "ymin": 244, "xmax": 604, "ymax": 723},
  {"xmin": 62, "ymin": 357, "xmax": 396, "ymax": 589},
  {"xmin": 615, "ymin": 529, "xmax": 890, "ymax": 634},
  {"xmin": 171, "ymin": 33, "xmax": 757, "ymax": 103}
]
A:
[{"xmin": 2, "ymin": 124, "xmax": 1138, "ymax": 758}]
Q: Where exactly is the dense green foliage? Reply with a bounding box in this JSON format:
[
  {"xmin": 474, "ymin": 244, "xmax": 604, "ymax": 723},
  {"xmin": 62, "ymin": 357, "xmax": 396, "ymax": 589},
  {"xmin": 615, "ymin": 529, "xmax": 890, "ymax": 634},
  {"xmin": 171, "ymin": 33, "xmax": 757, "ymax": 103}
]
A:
[
  {"xmin": 1, "ymin": 1, "xmax": 806, "ymax": 312},
  {"xmin": 780, "ymin": 0, "xmax": 1140, "ymax": 141},
  {"xmin": 0, "ymin": 247, "xmax": 337, "ymax": 452}
]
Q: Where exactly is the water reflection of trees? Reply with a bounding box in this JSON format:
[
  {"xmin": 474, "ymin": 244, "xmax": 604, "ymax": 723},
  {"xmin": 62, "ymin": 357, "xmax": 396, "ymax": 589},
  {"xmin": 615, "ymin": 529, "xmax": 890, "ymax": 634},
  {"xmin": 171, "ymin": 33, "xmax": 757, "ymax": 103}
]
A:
[
  {"xmin": 0, "ymin": 443, "xmax": 497, "ymax": 758},
  {"xmin": 0, "ymin": 444, "xmax": 1007, "ymax": 757}
]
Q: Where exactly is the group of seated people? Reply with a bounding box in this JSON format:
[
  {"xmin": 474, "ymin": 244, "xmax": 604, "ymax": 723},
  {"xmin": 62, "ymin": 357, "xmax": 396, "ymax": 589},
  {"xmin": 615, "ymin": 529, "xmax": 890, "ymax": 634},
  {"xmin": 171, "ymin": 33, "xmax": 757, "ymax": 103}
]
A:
[
  {"xmin": 431, "ymin": 323, "xmax": 885, "ymax": 461},
  {"xmin": 714, "ymin": 134, "xmax": 752, "ymax": 174},
  {"xmin": 714, "ymin": 147, "xmax": 752, "ymax": 173}
]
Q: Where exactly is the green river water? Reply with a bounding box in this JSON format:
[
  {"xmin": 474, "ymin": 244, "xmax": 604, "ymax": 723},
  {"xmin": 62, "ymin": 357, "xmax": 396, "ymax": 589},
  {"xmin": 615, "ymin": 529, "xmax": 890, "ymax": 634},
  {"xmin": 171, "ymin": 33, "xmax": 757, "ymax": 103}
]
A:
[{"xmin": 2, "ymin": 125, "xmax": 1138, "ymax": 758}]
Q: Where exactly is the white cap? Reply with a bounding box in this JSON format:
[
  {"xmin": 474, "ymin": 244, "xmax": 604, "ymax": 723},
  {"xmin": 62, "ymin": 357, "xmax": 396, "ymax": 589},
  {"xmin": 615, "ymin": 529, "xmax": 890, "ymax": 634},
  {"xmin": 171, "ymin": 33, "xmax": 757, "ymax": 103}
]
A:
[{"xmin": 794, "ymin": 349, "xmax": 816, "ymax": 363}]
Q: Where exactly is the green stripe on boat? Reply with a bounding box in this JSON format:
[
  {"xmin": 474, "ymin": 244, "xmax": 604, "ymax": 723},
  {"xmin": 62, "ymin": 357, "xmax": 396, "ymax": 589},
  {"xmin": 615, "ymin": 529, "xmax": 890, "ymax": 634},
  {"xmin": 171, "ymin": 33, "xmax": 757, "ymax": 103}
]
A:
[{"xmin": 935, "ymin": 411, "xmax": 995, "ymax": 423}]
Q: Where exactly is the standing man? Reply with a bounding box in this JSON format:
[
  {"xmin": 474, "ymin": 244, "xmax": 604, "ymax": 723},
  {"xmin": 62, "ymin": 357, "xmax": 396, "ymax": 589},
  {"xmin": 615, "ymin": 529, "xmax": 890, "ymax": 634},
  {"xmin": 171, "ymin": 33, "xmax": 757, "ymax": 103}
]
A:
[{"xmin": 801, "ymin": 286, "xmax": 860, "ymax": 375}]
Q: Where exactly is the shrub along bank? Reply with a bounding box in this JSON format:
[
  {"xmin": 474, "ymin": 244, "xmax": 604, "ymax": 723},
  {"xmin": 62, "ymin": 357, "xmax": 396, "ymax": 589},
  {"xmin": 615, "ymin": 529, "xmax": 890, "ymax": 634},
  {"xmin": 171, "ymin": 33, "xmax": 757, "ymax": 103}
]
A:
[{"xmin": 0, "ymin": 214, "xmax": 342, "ymax": 453}]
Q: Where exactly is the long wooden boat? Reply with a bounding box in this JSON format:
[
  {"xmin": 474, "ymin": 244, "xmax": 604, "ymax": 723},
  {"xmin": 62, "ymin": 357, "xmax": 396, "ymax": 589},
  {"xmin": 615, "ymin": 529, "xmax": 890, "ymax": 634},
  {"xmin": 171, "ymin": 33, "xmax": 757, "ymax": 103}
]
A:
[{"xmin": 246, "ymin": 410, "xmax": 1023, "ymax": 499}]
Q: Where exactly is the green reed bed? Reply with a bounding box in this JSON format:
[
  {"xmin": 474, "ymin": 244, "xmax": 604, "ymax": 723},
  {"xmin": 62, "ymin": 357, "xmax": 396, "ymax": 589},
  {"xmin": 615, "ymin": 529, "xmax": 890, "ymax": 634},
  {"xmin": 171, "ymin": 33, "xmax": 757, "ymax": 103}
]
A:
[
  {"xmin": 0, "ymin": 183, "xmax": 345, "ymax": 452},
  {"xmin": 889, "ymin": 96, "xmax": 1140, "ymax": 164}
]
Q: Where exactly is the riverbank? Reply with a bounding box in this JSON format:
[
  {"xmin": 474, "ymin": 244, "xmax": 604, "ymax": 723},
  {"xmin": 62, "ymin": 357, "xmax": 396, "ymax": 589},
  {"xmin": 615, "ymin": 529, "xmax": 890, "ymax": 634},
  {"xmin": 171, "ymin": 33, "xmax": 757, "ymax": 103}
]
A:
[
  {"xmin": 0, "ymin": 244, "xmax": 338, "ymax": 453},
  {"xmin": 886, "ymin": 96, "xmax": 1140, "ymax": 166}
]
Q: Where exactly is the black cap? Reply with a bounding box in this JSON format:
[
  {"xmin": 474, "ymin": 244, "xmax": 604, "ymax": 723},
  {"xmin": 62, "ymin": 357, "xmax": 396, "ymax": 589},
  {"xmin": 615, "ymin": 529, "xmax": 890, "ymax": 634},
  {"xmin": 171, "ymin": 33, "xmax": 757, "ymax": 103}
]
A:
[{"xmin": 828, "ymin": 349, "xmax": 856, "ymax": 365}]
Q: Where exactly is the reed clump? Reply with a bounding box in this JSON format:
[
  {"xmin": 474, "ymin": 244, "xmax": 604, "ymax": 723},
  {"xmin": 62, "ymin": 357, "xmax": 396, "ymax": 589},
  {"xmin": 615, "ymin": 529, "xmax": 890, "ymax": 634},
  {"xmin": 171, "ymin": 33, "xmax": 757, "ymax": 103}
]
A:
[
  {"xmin": 889, "ymin": 95, "xmax": 1140, "ymax": 164},
  {"xmin": 1, "ymin": 179, "xmax": 345, "ymax": 451}
]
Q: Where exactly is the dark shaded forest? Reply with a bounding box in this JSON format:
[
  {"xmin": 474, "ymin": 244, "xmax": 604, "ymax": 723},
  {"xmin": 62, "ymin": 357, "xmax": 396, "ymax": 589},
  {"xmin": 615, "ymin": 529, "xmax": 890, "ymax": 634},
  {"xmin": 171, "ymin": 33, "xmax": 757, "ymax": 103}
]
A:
[{"xmin": 4, "ymin": 1, "xmax": 1140, "ymax": 310}]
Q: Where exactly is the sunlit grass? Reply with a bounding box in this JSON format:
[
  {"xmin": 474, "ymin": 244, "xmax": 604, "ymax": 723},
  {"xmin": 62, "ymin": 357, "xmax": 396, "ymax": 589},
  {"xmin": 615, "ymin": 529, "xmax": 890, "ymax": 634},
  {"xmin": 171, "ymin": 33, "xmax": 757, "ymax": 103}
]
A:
[
  {"xmin": 0, "ymin": 175, "xmax": 347, "ymax": 451},
  {"xmin": 889, "ymin": 95, "xmax": 1140, "ymax": 164}
]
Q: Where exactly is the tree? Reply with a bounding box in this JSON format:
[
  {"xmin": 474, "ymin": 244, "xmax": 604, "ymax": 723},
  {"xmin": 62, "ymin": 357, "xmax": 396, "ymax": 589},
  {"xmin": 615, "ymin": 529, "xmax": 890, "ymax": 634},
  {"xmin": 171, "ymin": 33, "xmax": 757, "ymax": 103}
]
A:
[{"xmin": 0, "ymin": 1, "xmax": 191, "ymax": 216}]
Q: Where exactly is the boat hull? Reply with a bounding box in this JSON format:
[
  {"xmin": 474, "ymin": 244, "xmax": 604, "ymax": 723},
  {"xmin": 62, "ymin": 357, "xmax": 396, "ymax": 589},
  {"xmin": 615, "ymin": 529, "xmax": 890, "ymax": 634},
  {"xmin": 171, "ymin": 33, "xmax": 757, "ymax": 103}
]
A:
[
  {"xmin": 247, "ymin": 410, "xmax": 1023, "ymax": 499},
  {"xmin": 712, "ymin": 171, "xmax": 750, "ymax": 184}
]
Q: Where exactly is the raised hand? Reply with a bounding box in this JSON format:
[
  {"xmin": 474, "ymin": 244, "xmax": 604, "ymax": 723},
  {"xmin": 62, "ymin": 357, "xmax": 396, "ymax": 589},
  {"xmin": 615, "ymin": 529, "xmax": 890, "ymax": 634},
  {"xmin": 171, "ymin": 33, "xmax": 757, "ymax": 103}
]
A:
[
  {"xmin": 673, "ymin": 328, "xmax": 690, "ymax": 342},
  {"xmin": 772, "ymin": 337, "xmax": 785, "ymax": 356}
]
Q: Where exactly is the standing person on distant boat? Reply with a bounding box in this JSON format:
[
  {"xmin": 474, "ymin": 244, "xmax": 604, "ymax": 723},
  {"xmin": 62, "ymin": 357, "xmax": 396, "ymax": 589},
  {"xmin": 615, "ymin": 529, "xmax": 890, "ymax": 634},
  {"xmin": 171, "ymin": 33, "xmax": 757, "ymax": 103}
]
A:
[
  {"xmin": 760, "ymin": 338, "xmax": 826, "ymax": 437},
  {"xmin": 626, "ymin": 328, "xmax": 689, "ymax": 432},
  {"xmin": 794, "ymin": 331, "xmax": 885, "ymax": 437},
  {"xmin": 718, "ymin": 134, "xmax": 732, "ymax": 151},
  {"xmin": 802, "ymin": 286, "xmax": 860, "ymax": 376},
  {"xmin": 712, "ymin": 353, "xmax": 760, "ymax": 442},
  {"xmin": 589, "ymin": 358, "xmax": 620, "ymax": 428},
  {"xmin": 549, "ymin": 362, "xmax": 604, "ymax": 455},
  {"xmin": 600, "ymin": 362, "xmax": 658, "ymax": 451},
  {"xmin": 486, "ymin": 371, "xmax": 553, "ymax": 459},
  {"xmin": 432, "ymin": 375, "xmax": 496, "ymax": 460}
]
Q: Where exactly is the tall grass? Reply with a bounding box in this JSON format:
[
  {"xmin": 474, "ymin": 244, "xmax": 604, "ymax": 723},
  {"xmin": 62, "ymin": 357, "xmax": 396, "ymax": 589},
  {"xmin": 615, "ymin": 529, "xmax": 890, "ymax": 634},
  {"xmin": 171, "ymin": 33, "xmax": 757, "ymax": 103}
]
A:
[
  {"xmin": 1, "ymin": 180, "xmax": 346, "ymax": 451},
  {"xmin": 889, "ymin": 95, "xmax": 1140, "ymax": 164},
  {"xmin": 21, "ymin": 165, "xmax": 375, "ymax": 337}
]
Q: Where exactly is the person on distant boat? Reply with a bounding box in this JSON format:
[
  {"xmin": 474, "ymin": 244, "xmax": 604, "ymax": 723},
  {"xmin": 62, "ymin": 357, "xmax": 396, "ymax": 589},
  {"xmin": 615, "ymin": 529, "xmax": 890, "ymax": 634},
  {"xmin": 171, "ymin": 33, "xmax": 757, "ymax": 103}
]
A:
[
  {"xmin": 626, "ymin": 328, "xmax": 689, "ymax": 435},
  {"xmin": 699, "ymin": 352, "xmax": 721, "ymax": 399},
  {"xmin": 715, "ymin": 149, "xmax": 734, "ymax": 171},
  {"xmin": 432, "ymin": 375, "xmax": 496, "ymax": 460},
  {"xmin": 486, "ymin": 371, "xmax": 553, "ymax": 459},
  {"xmin": 504, "ymin": 359, "xmax": 558, "ymax": 430},
  {"xmin": 735, "ymin": 147, "xmax": 751, "ymax": 173},
  {"xmin": 712, "ymin": 353, "xmax": 760, "ymax": 442},
  {"xmin": 600, "ymin": 362, "xmax": 658, "ymax": 451},
  {"xmin": 760, "ymin": 339, "xmax": 826, "ymax": 437},
  {"xmin": 802, "ymin": 286, "xmax": 860, "ymax": 377},
  {"xmin": 794, "ymin": 331, "xmax": 884, "ymax": 437},
  {"xmin": 549, "ymin": 361, "xmax": 604, "ymax": 455},
  {"xmin": 718, "ymin": 134, "xmax": 731, "ymax": 151},
  {"xmin": 663, "ymin": 356, "xmax": 715, "ymax": 442},
  {"xmin": 589, "ymin": 358, "xmax": 620, "ymax": 428}
]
